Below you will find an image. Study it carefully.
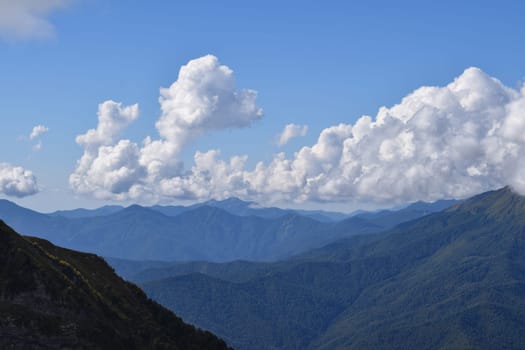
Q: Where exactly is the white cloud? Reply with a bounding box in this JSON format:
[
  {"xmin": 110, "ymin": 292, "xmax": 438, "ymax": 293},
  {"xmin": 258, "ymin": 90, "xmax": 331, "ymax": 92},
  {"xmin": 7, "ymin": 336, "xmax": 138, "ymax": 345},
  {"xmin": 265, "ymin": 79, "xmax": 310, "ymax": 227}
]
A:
[
  {"xmin": 0, "ymin": 163, "xmax": 38, "ymax": 197},
  {"xmin": 158, "ymin": 54, "xmax": 263, "ymax": 144},
  {"xmin": 140, "ymin": 54, "xmax": 263, "ymax": 181},
  {"xmin": 70, "ymin": 55, "xmax": 263, "ymax": 200},
  {"xmin": 70, "ymin": 101, "xmax": 141, "ymax": 199},
  {"xmin": 147, "ymin": 67, "xmax": 525, "ymax": 204},
  {"xmin": 0, "ymin": 0, "xmax": 70, "ymax": 40},
  {"xmin": 29, "ymin": 125, "xmax": 49, "ymax": 140},
  {"xmin": 76, "ymin": 100, "xmax": 139, "ymax": 150},
  {"xmin": 70, "ymin": 63, "xmax": 525, "ymax": 206},
  {"xmin": 277, "ymin": 123, "xmax": 308, "ymax": 146}
]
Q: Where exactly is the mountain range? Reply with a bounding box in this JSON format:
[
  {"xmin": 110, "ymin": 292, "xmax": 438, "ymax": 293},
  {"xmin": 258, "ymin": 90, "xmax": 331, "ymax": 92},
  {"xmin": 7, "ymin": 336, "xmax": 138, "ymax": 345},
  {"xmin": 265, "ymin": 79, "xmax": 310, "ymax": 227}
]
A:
[
  {"xmin": 0, "ymin": 220, "xmax": 231, "ymax": 349},
  {"xmin": 50, "ymin": 197, "xmax": 350, "ymax": 222},
  {"xmin": 2, "ymin": 188, "xmax": 524, "ymax": 349},
  {"xmin": 0, "ymin": 197, "xmax": 456, "ymax": 262},
  {"xmin": 113, "ymin": 187, "xmax": 525, "ymax": 350}
]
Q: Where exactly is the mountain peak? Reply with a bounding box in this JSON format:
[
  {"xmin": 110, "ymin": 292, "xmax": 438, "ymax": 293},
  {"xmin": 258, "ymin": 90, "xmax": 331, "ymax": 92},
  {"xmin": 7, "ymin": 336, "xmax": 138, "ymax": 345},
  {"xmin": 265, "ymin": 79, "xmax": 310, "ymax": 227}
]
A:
[
  {"xmin": 203, "ymin": 197, "xmax": 259, "ymax": 214},
  {"xmin": 125, "ymin": 203, "xmax": 146, "ymax": 211},
  {"xmin": 449, "ymin": 186, "xmax": 525, "ymax": 220},
  {"xmin": 206, "ymin": 197, "xmax": 254, "ymax": 206},
  {"xmin": 124, "ymin": 204, "xmax": 170, "ymax": 214}
]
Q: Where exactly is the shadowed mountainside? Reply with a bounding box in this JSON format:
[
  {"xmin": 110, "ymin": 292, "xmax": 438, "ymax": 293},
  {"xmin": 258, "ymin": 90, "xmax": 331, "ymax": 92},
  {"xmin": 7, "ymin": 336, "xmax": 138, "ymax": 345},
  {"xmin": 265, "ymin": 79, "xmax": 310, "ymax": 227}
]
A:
[{"xmin": 0, "ymin": 220, "xmax": 231, "ymax": 350}]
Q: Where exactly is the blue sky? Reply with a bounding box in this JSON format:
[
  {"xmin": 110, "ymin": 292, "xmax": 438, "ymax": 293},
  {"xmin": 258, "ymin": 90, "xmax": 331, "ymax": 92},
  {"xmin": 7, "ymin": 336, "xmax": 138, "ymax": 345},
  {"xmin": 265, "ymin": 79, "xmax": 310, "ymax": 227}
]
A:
[{"xmin": 1, "ymin": 0, "xmax": 525, "ymax": 212}]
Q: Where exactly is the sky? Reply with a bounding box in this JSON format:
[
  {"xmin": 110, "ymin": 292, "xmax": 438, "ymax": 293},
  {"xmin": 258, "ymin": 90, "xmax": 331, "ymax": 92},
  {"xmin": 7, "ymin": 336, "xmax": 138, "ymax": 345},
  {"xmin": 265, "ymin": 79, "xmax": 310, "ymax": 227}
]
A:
[{"xmin": 1, "ymin": 0, "xmax": 525, "ymax": 213}]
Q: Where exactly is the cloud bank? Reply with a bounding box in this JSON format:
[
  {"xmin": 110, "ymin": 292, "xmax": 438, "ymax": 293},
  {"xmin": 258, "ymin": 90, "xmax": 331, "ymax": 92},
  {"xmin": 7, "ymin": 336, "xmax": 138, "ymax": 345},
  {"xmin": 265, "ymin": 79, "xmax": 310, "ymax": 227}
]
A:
[
  {"xmin": 277, "ymin": 124, "xmax": 308, "ymax": 146},
  {"xmin": 0, "ymin": 163, "xmax": 38, "ymax": 197},
  {"xmin": 70, "ymin": 55, "xmax": 263, "ymax": 200},
  {"xmin": 0, "ymin": 0, "xmax": 70, "ymax": 40},
  {"xmin": 70, "ymin": 60, "xmax": 525, "ymax": 206}
]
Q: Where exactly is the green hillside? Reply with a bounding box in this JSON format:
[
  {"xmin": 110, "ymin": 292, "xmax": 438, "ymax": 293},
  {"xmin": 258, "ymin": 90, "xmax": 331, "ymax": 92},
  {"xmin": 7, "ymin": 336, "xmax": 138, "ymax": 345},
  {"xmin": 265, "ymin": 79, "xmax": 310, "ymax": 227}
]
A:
[
  {"xmin": 140, "ymin": 187, "xmax": 525, "ymax": 350},
  {"xmin": 312, "ymin": 186, "xmax": 525, "ymax": 349},
  {"xmin": 0, "ymin": 220, "xmax": 231, "ymax": 350}
]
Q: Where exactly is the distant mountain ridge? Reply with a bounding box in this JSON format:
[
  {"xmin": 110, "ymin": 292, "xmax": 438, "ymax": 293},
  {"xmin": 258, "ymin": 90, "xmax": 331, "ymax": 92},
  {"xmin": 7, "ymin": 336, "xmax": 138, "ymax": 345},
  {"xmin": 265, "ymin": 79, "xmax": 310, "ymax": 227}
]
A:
[
  {"xmin": 0, "ymin": 197, "xmax": 457, "ymax": 262},
  {"xmin": 0, "ymin": 220, "xmax": 231, "ymax": 349},
  {"xmin": 50, "ymin": 205, "xmax": 124, "ymax": 219},
  {"xmin": 40, "ymin": 196, "xmax": 457, "ymax": 224},
  {"xmin": 0, "ymin": 200, "xmax": 378, "ymax": 262},
  {"xmin": 49, "ymin": 197, "xmax": 351, "ymax": 222},
  {"xmin": 352, "ymin": 198, "xmax": 457, "ymax": 228},
  {"xmin": 126, "ymin": 187, "xmax": 525, "ymax": 350}
]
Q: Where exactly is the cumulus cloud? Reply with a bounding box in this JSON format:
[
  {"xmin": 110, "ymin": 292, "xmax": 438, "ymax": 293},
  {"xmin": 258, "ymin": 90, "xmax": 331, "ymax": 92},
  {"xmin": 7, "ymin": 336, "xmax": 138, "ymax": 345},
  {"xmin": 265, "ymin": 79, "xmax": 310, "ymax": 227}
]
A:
[
  {"xmin": 75, "ymin": 100, "xmax": 139, "ymax": 150},
  {"xmin": 277, "ymin": 123, "xmax": 308, "ymax": 146},
  {"xmin": 139, "ymin": 54, "xmax": 263, "ymax": 181},
  {"xmin": 0, "ymin": 163, "xmax": 38, "ymax": 197},
  {"xmin": 158, "ymin": 54, "xmax": 263, "ymax": 144},
  {"xmin": 149, "ymin": 67, "xmax": 525, "ymax": 204},
  {"xmin": 70, "ymin": 55, "xmax": 263, "ymax": 200},
  {"xmin": 70, "ymin": 63, "xmax": 525, "ymax": 206},
  {"xmin": 70, "ymin": 101, "xmax": 141, "ymax": 199},
  {"xmin": 0, "ymin": 0, "xmax": 70, "ymax": 40},
  {"xmin": 29, "ymin": 125, "xmax": 49, "ymax": 140}
]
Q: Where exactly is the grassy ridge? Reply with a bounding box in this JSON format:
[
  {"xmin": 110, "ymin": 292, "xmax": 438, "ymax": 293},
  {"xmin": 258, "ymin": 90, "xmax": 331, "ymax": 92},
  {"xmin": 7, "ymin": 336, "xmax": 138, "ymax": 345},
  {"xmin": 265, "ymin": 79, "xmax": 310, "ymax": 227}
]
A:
[{"xmin": 0, "ymin": 220, "xmax": 231, "ymax": 350}]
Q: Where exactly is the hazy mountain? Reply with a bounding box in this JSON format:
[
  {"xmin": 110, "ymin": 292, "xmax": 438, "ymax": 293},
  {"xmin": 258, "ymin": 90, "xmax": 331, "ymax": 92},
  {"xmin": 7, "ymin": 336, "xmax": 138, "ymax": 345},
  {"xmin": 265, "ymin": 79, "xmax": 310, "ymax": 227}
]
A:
[
  {"xmin": 137, "ymin": 187, "xmax": 525, "ymax": 350},
  {"xmin": 0, "ymin": 220, "xmax": 231, "ymax": 350},
  {"xmin": 0, "ymin": 202, "xmax": 380, "ymax": 262},
  {"xmin": 105, "ymin": 257, "xmax": 175, "ymax": 281},
  {"xmin": 0, "ymin": 199, "xmax": 60, "ymax": 235},
  {"xmin": 292, "ymin": 209, "xmax": 349, "ymax": 222},
  {"xmin": 111, "ymin": 258, "xmax": 277, "ymax": 284},
  {"xmin": 352, "ymin": 198, "xmax": 458, "ymax": 228},
  {"xmin": 49, "ymin": 205, "xmax": 124, "ymax": 219},
  {"xmin": 149, "ymin": 204, "xmax": 189, "ymax": 217},
  {"xmin": 151, "ymin": 197, "xmax": 349, "ymax": 222},
  {"xmin": 0, "ymin": 197, "xmax": 456, "ymax": 263}
]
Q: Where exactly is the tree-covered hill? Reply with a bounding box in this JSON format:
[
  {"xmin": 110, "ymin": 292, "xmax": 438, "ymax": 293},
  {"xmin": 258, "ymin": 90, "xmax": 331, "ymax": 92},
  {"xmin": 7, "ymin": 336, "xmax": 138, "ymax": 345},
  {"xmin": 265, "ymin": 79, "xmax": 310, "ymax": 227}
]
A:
[
  {"xmin": 138, "ymin": 187, "xmax": 525, "ymax": 350},
  {"xmin": 0, "ymin": 220, "xmax": 231, "ymax": 350}
]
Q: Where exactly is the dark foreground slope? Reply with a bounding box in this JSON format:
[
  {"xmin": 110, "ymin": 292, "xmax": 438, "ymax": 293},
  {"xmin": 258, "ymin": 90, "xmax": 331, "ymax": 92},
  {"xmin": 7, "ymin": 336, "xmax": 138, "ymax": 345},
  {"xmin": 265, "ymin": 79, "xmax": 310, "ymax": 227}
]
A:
[
  {"xmin": 140, "ymin": 187, "xmax": 525, "ymax": 350},
  {"xmin": 0, "ymin": 221, "xmax": 231, "ymax": 350}
]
